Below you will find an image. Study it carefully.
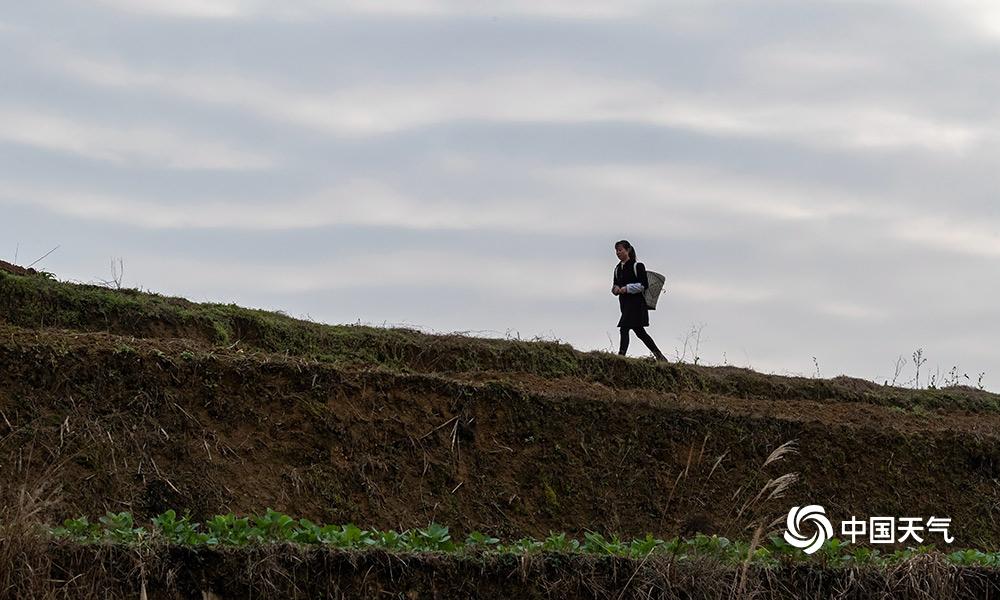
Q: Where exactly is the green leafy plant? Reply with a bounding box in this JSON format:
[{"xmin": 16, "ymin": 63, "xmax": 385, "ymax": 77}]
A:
[
  {"xmin": 466, "ymin": 531, "xmax": 500, "ymax": 548},
  {"xmin": 414, "ymin": 523, "xmax": 454, "ymax": 552},
  {"xmin": 376, "ymin": 529, "xmax": 404, "ymax": 550},
  {"xmin": 42, "ymin": 510, "xmax": 1000, "ymax": 569},
  {"xmin": 152, "ymin": 510, "xmax": 207, "ymax": 545},
  {"xmin": 583, "ymin": 532, "xmax": 627, "ymax": 555},
  {"xmin": 542, "ymin": 532, "xmax": 580, "ymax": 553},
  {"xmin": 629, "ymin": 533, "xmax": 665, "ymax": 558},
  {"xmin": 98, "ymin": 511, "xmax": 145, "ymax": 543},
  {"xmin": 253, "ymin": 508, "xmax": 296, "ymax": 541},
  {"xmin": 51, "ymin": 516, "xmax": 100, "ymax": 542},
  {"xmin": 205, "ymin": 513, "xmax": 253, "ymax": 545}
]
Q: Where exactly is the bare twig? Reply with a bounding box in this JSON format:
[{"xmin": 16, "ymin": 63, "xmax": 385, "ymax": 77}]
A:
[
  {"xmin": 890, "ymin": 355, "xmax": 906, "ymax": 387},
  {"xmin": 419, "ymin": 416, "xmax": 459, "ymax": 441},
  {"xmin": 26, "ymin": 245, "xmax": 60, "ymax": 269}
]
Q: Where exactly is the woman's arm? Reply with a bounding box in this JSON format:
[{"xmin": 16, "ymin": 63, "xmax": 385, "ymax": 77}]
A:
[{"xmin": 624, "ymin": 263, "xmax": 648, "ymax": 294}]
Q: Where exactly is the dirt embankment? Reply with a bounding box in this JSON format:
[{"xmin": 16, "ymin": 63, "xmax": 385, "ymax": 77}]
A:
[
  {"xmin": 0, "ymin": 260, "xmax": 41, "ymax": 277},
  {"xmin": 4, "ymin": 542, "xmax": 997, "ymax": 600},
  {"xmin": 3, "ymin": 324, "xmax": 1000, "ymax": 547}
]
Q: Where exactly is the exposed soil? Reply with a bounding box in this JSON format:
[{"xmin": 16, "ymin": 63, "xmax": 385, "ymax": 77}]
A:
[
  {"xmin": 3, "ymin": 324, "xmax": 1000, "ymax": 548},
  {"xmin": 2, "ymin": 540, "xmax": 999, "ymax": 600},
  {"xmin": 0, "ymin": 260, "xmax": 39, "ymax": 277}
]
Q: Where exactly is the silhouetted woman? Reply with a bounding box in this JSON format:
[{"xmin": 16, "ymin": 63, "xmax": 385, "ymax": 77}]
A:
[{"xmin": 612, "ymin": 240, "xmax": 667, "ymax": 361}]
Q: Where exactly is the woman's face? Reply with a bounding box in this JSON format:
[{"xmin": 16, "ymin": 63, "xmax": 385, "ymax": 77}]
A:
[{"xmin": 615, "ymin": 245, "xmax": 629, "ymax": 261}]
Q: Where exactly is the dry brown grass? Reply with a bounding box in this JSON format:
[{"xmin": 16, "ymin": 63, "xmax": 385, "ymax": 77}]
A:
[
  {"xmin": 0, "ymin": 534, "xmax": 998, "ymax": 599},
  {"xmin": 0, "ymin": 469, "xmax": 60, "ymax": 598}
]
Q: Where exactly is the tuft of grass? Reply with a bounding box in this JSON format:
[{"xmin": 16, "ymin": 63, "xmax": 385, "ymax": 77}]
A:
[{"xmin": 0, "ymin": 458, "xmax": 63, "ymax": 596}]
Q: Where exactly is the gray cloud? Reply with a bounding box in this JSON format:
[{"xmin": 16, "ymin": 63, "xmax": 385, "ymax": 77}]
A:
[{"xmin": 1, "ymin": 0, "xmax": 997, "ymax": 389}]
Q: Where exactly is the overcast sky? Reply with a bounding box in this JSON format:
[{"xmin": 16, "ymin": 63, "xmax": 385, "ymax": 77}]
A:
[{"xmin": 2, "ymin": 1, "xmax": 997, "ymax": 390}]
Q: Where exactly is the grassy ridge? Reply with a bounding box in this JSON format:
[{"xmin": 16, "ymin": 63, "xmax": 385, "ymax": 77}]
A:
[{"xmin": 1, "ymin": 270, "xmax": 997, "ymax": 412}]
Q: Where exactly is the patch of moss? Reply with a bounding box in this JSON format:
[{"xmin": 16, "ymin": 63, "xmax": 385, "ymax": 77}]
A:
[{"xmin": 542, "ymin": 480, "xmax": 559, "ymax": 509}]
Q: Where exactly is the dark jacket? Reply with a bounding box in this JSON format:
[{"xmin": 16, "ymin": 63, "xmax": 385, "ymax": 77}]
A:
[{"xmin": 614, "ymin": 259, "xmax": 649, "ymax": 328}]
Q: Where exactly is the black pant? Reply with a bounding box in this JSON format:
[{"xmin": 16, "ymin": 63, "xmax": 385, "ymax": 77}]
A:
[{"xmin": 619, "ymin": 326, "xmax": 663, "ymax": 357}]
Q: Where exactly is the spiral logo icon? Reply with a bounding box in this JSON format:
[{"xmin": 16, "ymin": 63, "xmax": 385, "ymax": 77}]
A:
[{"xmin": 783, "ymin": 505, "xmax": 832, "ymax": 554}]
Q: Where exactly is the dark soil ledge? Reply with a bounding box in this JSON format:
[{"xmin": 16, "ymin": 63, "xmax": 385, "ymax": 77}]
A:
[{"xmin": 3, "ymin": 542, "xmax": 1000, "ymax": 600}]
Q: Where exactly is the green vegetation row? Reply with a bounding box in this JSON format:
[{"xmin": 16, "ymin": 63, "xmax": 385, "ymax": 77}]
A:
[
  {"xmin": 42, "ymin": 510, "xmax": 999, "ymax": 568},
  {"xmin": 2, "ymin": 270, "xmax": 997, "ymax": 411}
]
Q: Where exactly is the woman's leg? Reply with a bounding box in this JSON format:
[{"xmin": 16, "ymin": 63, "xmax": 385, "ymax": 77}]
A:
[
  {"xmin": 618, "ymin": 326, "xmax": 630, "ymax": 355},
  {"xmin": 633, "ymin": 327, "xmax": 666, "ymax": 360}
]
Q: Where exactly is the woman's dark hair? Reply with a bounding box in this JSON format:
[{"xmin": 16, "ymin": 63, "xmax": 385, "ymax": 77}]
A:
[{"xmin": 615, "ymin": 240, "xmax": 636, "ymax": 261}]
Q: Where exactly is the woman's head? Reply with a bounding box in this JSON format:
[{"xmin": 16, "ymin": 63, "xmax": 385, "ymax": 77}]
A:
[{"xmin": 615, "ymin": 240, "xmax": 636, "ymax": 262}]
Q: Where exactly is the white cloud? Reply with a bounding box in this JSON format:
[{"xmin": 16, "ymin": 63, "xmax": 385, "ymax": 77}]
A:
[
  {"xmin": 90, "ymin": 0, "xmax": 1000, "ymax": 37},
  {"xmin": 1, "ymin": 180, "xmax": 411, "ymax": 230},
  {"xmin": 898, "ymin": 0, "xmax": 1000, "ymax": 39},
  {"xmin": 48, "ymin": 51, "xmax": 984, "ymax": 154},
  {"xmin": 892, "ymin": 216, "xmax": 1000, "ymax": 258},
  {"xmin": 0, "ymin": 107, "xmax": 274, "ymax": 170},
  {"xmin": 963, "ymin": 0, "xmax": 1000, "ymax": 37},
  {"xmin": 6, "ymin": 151, "xmax": 994, "ymax": 275},
  {"xmin": 670, "ymin": 279, "xmax": 774, "ymax": 304},
  {"xmin": 0, "ymin": 177, "xmax": 709, "ymax": 239},
  {"xmin": 94, "ymin": 0, "xmax": 655, "ymax": 20},
  {"xmin": 95, "ymin": 0, "xmax": 249, "ymax": 19},
  {"xmin": 126, "ymin": 250, "xmax": 610, "ymax": 300},
  {"xmin": 815, "ymin": 301, "xmax": 888, "ymax": 320},
  {"xmin": 11, "ymin": 150, "xmax": 862, "ymax": 237},
  {"xmin": 548, "ymin": 163, "xmax": 866, "ymax": 222},
  {"xmin": 747, "ymin": 45, "xmax": 887, "ymax": 78}
]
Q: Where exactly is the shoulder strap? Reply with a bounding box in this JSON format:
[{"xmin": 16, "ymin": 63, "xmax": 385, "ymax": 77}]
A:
[{"xmin": 633, "ymin": 262, "xmax": 638, "ymax": 278}]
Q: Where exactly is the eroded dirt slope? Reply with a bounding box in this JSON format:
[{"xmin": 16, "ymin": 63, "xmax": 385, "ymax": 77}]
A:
[{"xmin": 3, "ymin": 323, "xmax": 1000, "ymax": 547}]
